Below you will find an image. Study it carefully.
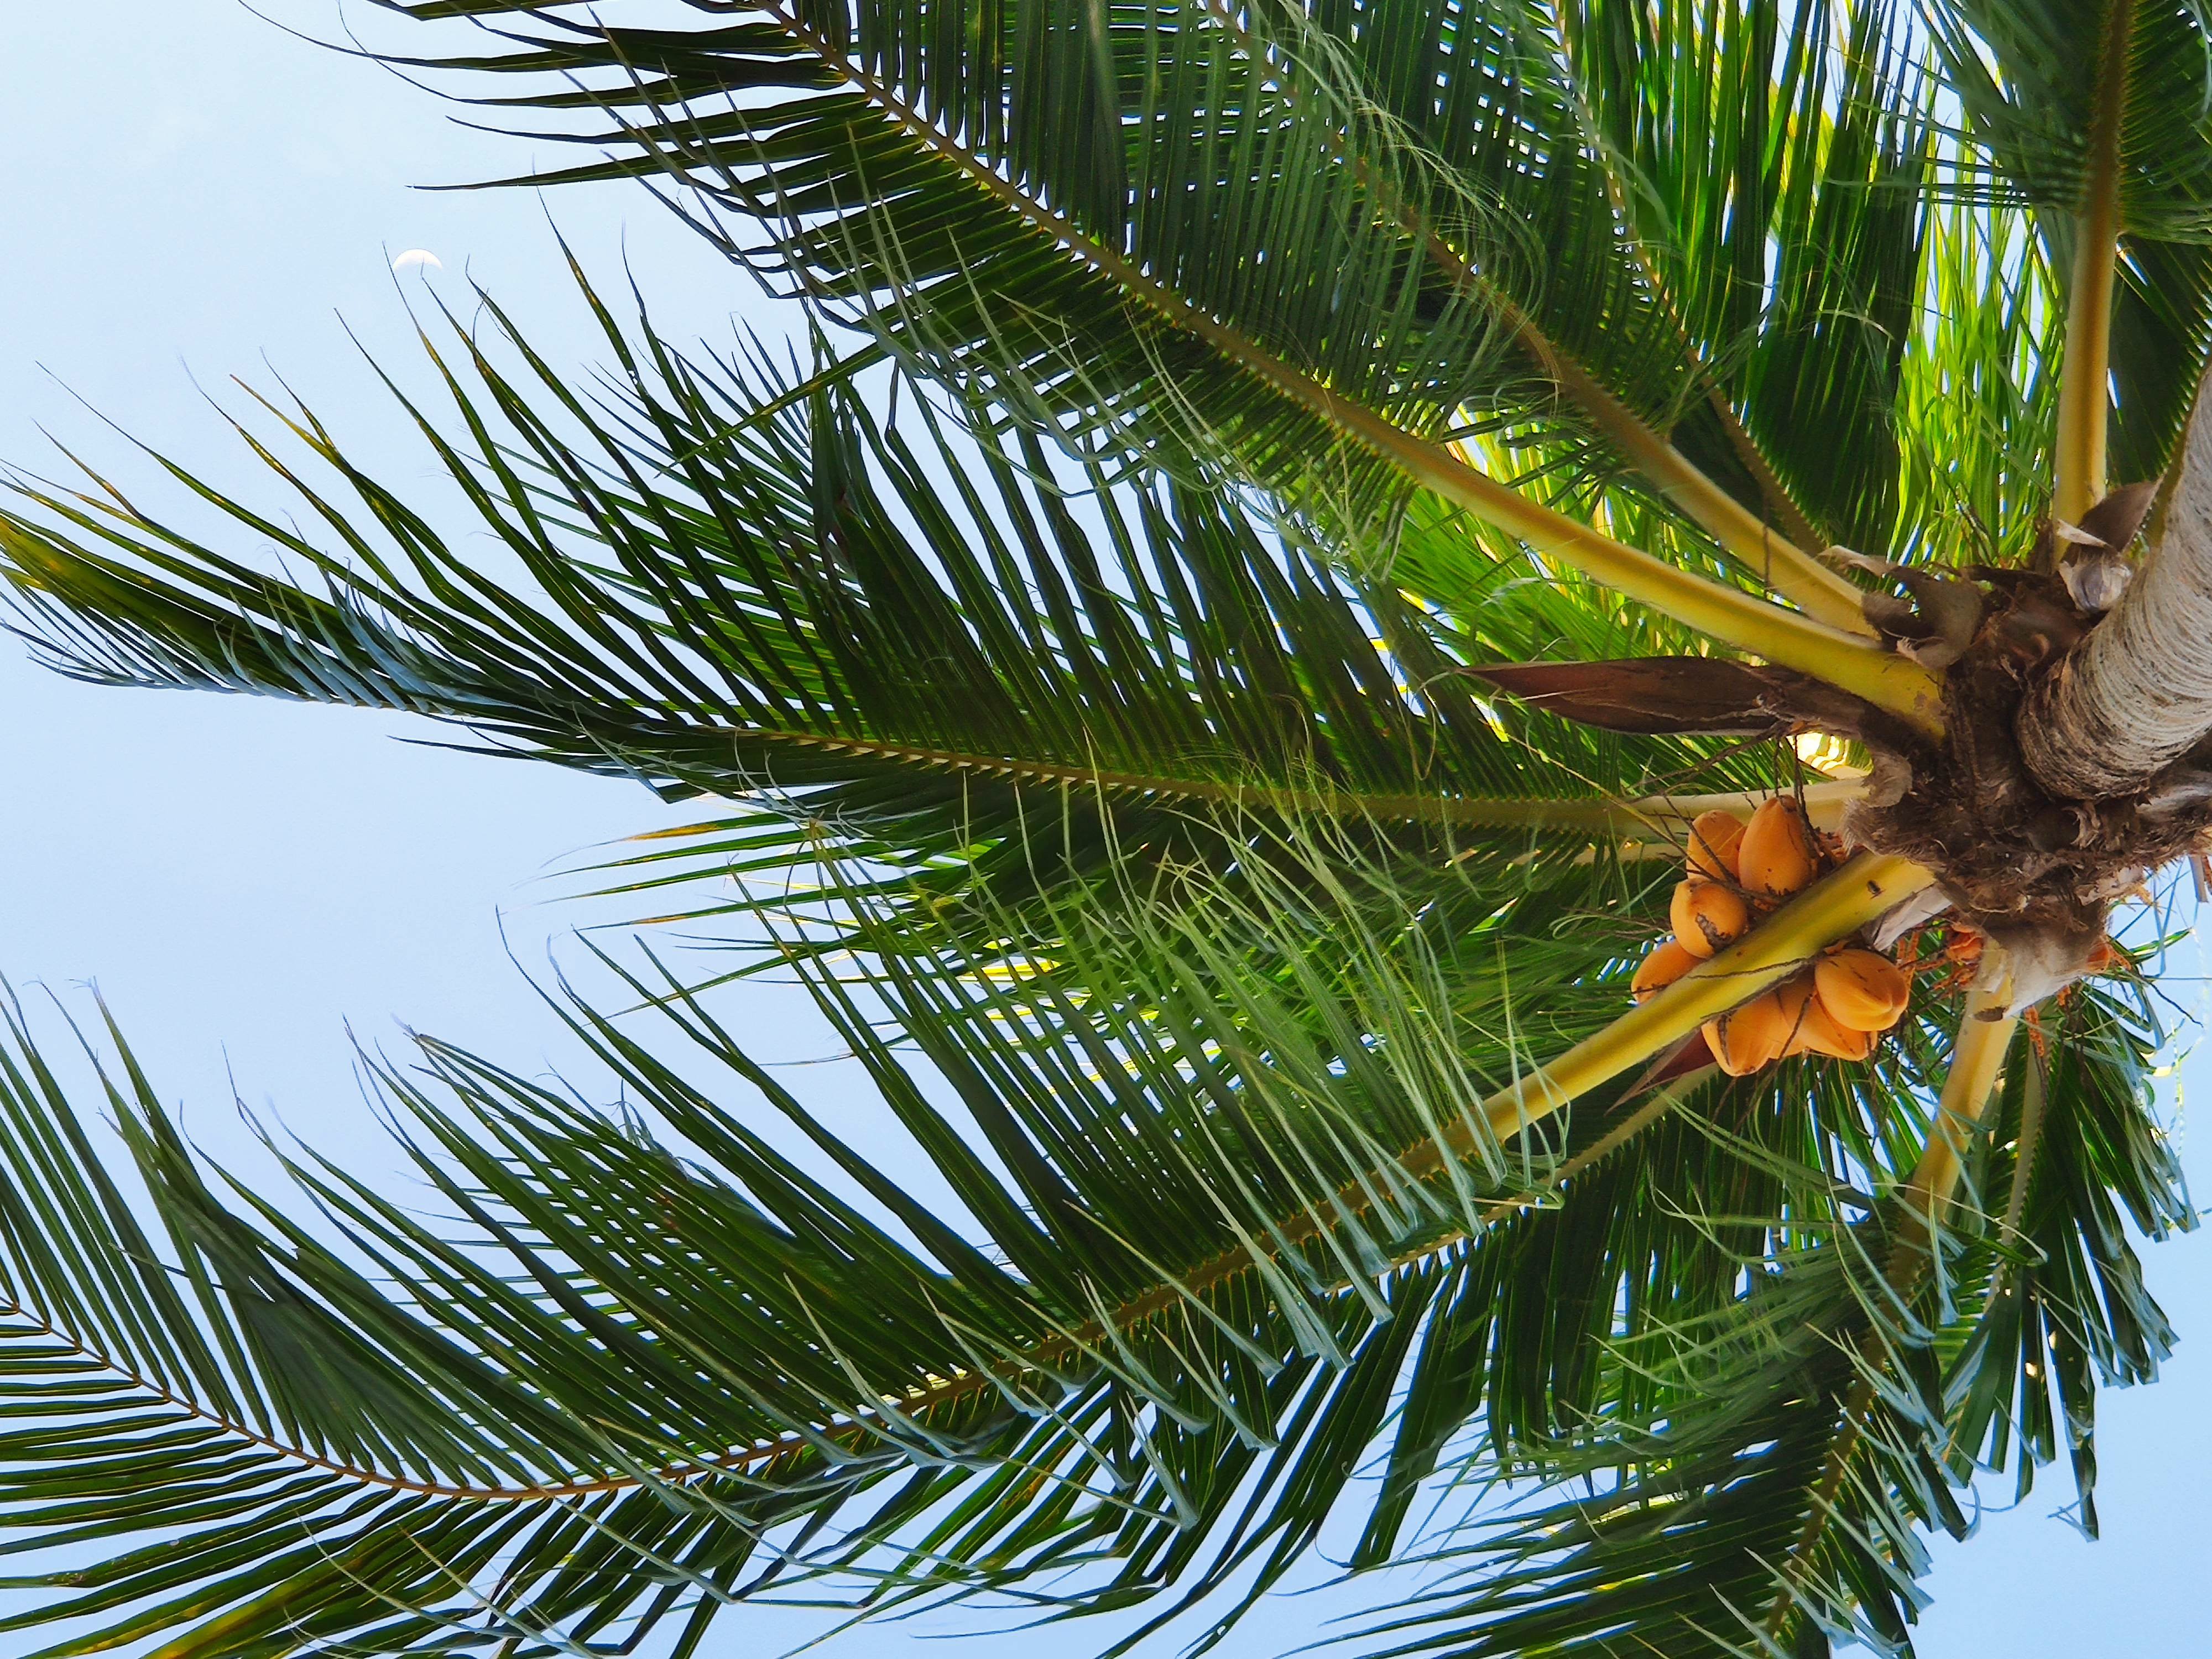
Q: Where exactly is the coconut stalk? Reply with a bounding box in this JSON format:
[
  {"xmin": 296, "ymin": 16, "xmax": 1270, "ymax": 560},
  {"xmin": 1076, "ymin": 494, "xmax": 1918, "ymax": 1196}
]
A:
[
  {"xmin": 2019, "ymin": 362, "xmax": 2212, "ymax": 799},
  {"xmin": 1480, "ymin": 853, "xmax": 1933, "ymax": 1138}
]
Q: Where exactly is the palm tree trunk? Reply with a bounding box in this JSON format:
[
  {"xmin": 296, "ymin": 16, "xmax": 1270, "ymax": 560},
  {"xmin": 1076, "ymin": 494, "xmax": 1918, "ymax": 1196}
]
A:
[{"xmin": 2017, "ymin": 371, "xmax": 2212, "ymax": 799}]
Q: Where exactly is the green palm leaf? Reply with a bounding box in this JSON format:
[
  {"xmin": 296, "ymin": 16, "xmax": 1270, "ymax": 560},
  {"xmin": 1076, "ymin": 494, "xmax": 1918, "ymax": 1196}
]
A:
[
  {"xmin": 0, "ymin": 838, "xmax": 1767, "ymax": 1653},
  {"xmin": 370, "ymin": 0, "xmax": 1929, "ymax": 630},
  {"xmin": 1326, "ymin": 981, "xmax": 2182, "ymax": 1658}
]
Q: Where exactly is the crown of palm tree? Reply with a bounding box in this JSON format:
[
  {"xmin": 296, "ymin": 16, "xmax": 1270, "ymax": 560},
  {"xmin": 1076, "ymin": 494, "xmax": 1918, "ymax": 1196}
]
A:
[{"xmin": 0, "ymin": 1, "xmax": 2206, "ymax": 1654}]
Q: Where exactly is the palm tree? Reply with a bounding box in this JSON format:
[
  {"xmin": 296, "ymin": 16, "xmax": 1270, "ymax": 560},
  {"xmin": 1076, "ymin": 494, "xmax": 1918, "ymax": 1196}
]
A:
[{"xmin": 0, "ymin": 0, "xmax": 2206, "ymax": 1651}]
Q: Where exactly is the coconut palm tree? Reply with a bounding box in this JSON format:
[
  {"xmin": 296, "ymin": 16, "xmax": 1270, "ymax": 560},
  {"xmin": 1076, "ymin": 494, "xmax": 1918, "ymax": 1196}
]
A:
[{"xmin": 0, "ymin": 0, "xmax": 2207, "ymax": 1652}]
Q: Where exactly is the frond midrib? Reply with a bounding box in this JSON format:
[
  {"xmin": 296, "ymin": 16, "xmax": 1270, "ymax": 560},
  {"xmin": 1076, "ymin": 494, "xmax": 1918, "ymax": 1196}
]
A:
[
  {"xmin": 16, "ymin": 856, "xmax": 1916, "ymax": 1516},
  {"xmin": 742, "ymin": 2, "xmax": 1939, "ymax": 729},
  {"xmin": 1201, "ymin": 0, "xmax": 1863, "ymax": 631},
  {"xmin": 709, "ymin": 724, "xmax": 1857, "ymax": 835}
]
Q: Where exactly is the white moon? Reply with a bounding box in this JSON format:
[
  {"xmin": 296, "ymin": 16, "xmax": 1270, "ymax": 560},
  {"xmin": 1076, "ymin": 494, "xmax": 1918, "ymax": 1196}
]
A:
[{"xmin": 391, "ymin": 249, "xmax": 444, "ymax": 272}]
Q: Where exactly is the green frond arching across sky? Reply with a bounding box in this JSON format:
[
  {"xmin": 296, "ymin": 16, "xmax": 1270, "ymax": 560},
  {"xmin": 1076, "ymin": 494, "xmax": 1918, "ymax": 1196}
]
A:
[{"xmin": 3, "ymin": 1, "xmax": 2212, "ymax": 1654}]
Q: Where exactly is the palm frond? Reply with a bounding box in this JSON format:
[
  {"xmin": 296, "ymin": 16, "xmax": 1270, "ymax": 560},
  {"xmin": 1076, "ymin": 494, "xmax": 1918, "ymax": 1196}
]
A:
[
  {"xmin": 0, "ymin": 800, "xmax": 2007, "ymax": 1658},
  {"xmin": 0, "ymin": 939, "xmax": 1480, "ymax": 1655},
  {"xmin": 0, "ymin": 815, "xmax": 1765, "ymax": 1656},
  {"xmin": 1343, "ymin": 1227, "xmax": 1964, "ymax": 1658},
  {"xmin": 1942, "ymin": 982, "xmax": 2190, "ymax": 1536},
  {"xmin": 347, "ymin": 0, "xmax": 1965, "ymax": 692},
  {"xmin": 3, "ymin": 268, "xmax": 1834, "ymax": 959},
  {"xmin": 1547, "ymin": 0, "xmax": 1936, "ymax": 554},
  {"xmin": 0, "ymin": 978, "xmax": 1039, "ymax": 1658}
]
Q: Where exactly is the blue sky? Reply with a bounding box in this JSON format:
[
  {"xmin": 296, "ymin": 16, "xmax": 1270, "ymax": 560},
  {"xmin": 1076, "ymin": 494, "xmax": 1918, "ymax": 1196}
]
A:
[{"xmin": 4, "ymin": 4, "xmax": 2208, "ymax": 1652}]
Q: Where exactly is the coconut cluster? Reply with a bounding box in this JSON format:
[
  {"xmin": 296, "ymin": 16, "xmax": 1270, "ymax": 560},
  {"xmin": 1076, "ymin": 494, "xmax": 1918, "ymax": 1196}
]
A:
[{"xmin": 1630, "ymin": 799, "xmax": 1913, "ymax": 1076}]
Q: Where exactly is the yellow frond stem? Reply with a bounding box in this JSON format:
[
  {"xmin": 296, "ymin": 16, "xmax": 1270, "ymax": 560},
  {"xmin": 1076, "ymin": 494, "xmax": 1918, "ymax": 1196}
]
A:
[
  {"xmin": 1625, "ymin": 780, "xmax": 1864, "ymax": 835},
  {"xmin": 1548, "ymin": 359, "xmax": 1875, "ymax": 634},
  {"xmin": 2054, "ymin": 0, "xmax": 2136, "ymax": 523},
  {"xmin": 1900, "ymin": 954, "xmax": 2020, "ymax": 1245},
  {"xmin": 623, "ymin": 734, "xmax": 1866, "ymax": 844},
  {"xmin": 1405, "ymin": 430, "xmax": 1944, "ymax": 735}
]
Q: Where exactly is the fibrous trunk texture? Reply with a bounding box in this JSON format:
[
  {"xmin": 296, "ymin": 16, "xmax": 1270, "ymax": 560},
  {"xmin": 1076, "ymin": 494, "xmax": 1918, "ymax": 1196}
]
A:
[{"xmin": 2018, "ymin": 372, "xmax": 2212, "ymax": 799}]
